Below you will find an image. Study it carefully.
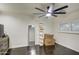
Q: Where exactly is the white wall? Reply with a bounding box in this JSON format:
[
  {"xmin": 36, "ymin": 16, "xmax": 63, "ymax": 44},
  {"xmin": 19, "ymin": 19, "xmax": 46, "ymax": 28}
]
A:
[
  {"xmin": 0, "ymin": 15, "xmax": 31, "ymax": 48},
  {"xmin": 53, "ymin": 10, "xmax": 79, "ymax": 52},
  {"xmin": 0, "ymin": 14, "xmax": 54, "ymax": 48}
]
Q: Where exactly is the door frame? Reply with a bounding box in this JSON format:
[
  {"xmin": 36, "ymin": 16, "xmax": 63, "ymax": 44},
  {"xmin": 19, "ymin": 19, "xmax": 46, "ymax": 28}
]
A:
[{"xmin": 28, "ymin": 25, "xmax": 35, "ymax": 46}]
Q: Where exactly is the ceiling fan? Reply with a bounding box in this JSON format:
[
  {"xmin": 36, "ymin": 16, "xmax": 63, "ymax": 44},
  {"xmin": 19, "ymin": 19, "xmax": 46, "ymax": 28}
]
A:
[{"xmin": 34, "ymin": 3, "xmax": 68, "ymax": 17}]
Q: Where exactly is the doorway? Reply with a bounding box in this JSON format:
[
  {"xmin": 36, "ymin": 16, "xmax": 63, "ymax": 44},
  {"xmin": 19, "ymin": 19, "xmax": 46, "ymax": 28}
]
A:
[{"xmin": 28, "ymin": 25, "xmax": 35, "ymax": 46}]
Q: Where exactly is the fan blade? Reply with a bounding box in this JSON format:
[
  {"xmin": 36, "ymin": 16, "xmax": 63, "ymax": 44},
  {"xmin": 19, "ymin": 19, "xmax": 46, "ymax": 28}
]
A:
[
  {"xmin": 54, "ymin": 12, "xmax": 66, "ymax": 14},
  {"xmin": 38, "ymin": 14, "xmax": 45, "ymax": 18},
  {"xmin": 53, "ymin": 5, "xmax": 68, "ymax": 12},
  {"xmin": 52, "ymin": 14, "xmax": 57, "ymax": 17},
  {"xmin": 33, "ymin": 13, "xmax": 44, "ymax": 15},
  {"xmin": 35, "ymin": 8, "xmax": 45, "ymax": 12}
]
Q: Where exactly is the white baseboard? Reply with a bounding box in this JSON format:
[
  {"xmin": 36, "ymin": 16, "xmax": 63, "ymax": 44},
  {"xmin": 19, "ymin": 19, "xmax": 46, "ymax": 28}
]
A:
[
  {"xmin": 9, "ymin": 45, "xmax": 28, "ymax": 49},
  {"xmin": 9, "ymin": 44, "xmax": 40, "ymax": 49}
]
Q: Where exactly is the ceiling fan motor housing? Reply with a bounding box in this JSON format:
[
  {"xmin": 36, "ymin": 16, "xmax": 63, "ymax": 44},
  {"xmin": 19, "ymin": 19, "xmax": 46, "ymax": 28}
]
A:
[{"xmin": 47, "ymin": 6, "xmax": 49, "ymax": 9}]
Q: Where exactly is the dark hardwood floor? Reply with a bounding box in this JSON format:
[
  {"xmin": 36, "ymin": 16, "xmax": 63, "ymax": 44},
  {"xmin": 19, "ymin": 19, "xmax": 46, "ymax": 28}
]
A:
[{"xmin": 6, "ymin": 44, "xmax": 79, "ymax": 55}]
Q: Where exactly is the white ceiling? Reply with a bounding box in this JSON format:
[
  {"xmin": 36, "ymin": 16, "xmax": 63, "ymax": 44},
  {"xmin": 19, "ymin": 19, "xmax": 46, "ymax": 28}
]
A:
[{"xmin": 0, "ymin": 3, "xmax": 79, "ymax": 17}]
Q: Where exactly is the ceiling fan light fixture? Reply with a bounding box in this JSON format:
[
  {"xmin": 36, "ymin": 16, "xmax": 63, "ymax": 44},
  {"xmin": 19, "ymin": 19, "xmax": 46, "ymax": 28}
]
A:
[
  {"xmin": 46, "ymin": 13, "xmax": 51, "ymax": 17},
  {"xmin": 35, "ymin": 4, "xmax": 68, "ymax": 18}
]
